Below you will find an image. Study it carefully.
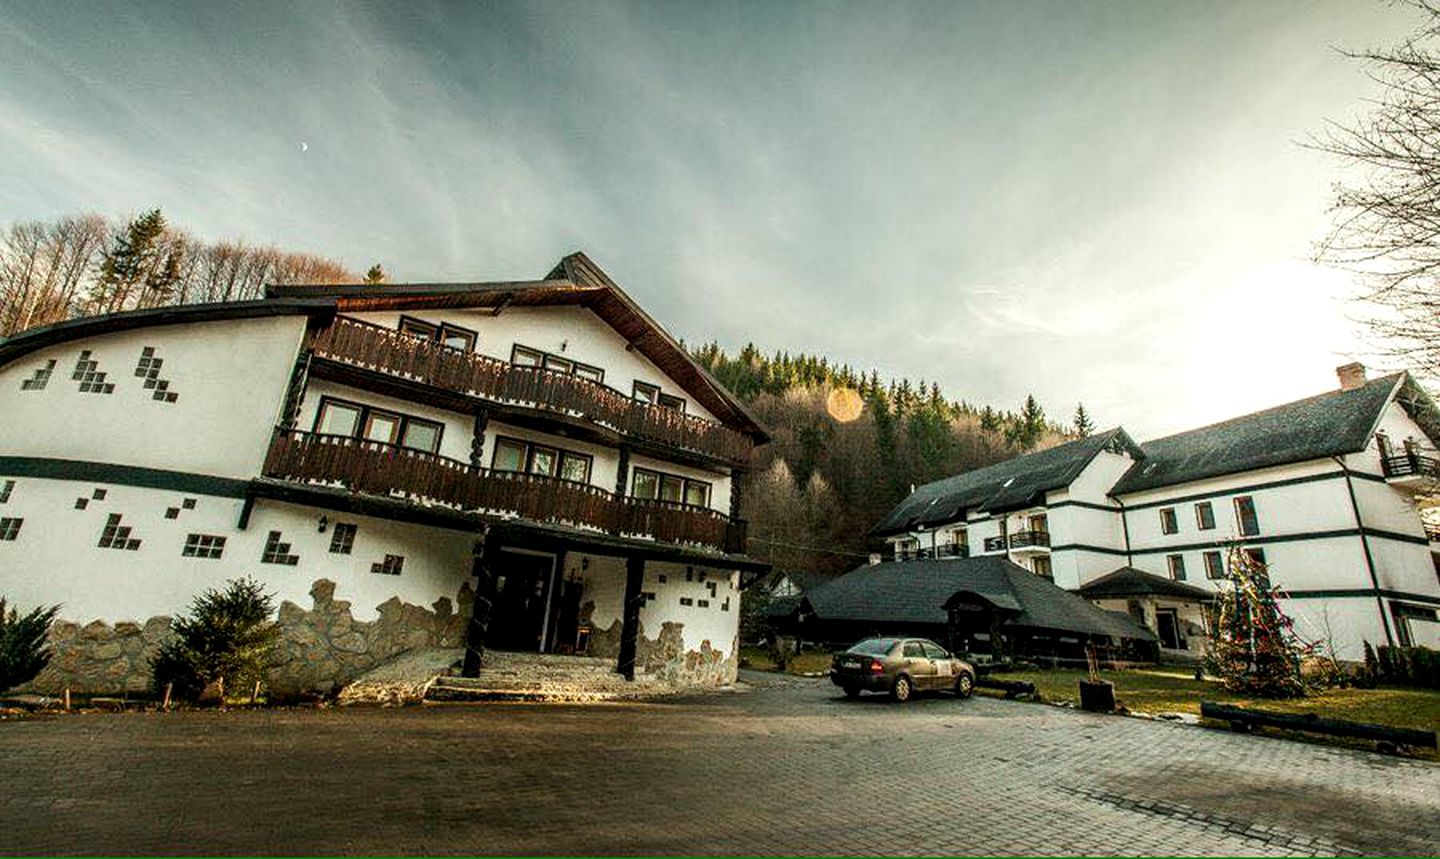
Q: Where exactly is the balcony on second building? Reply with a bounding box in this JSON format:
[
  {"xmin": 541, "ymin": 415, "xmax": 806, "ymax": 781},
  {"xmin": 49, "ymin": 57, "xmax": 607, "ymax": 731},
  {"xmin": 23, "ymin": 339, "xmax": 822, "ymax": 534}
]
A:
[
  {"xmin": 1381, "ymin": 452, "xmax": 1440, "ymax": 491},
  {"xmin": 306, "ymin": 317, "xmax": 752, "ymax": 468},
  {"xmin": 1007, "ymin": 529, "xmax": 1051, "ymax": 554},
  {"xmin": 260, "ymin": 429, "xmax": 747, "ymax": 553}
]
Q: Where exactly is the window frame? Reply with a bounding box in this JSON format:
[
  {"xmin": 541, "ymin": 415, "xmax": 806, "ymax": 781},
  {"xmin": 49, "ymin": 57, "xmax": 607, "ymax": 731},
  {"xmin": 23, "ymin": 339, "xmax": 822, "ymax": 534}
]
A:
[
  {"xmin": 1234, "ymin": 496, "xmax": 1260, "ymax": 537},
  {"xmin": 631, "ymin": 466, "xmax": 712, "ymax": 509},
  {"xmin": 1195, "ymin": 501, "xmax": 1216, "ymax": 531},
  {"xmin": 1203, "ymin": 551, "xmax": 1225, "ymax": 580},
  {"xmin": 658, "ymin": 392, "xmax": 687, "ymax": 412},
  {"xmin": 510, "ymin": 343, "xmax": 605, "ymax": 384},
  {"xmin": 632, "ymin": 381, "xmax": 661, "ymax": 405},
  {"xmin": 1166, "ymin": 553, "xmax": 1187, "ymax": 581},
  {"xmin": 329, "ymin": 522, "xmax": 358, "ymax": 555},
  {"xmin": 490, "ymin": 435, "xmax": 594, "ymax": 485},
  {"xmin": 311, "ymin": 396, "xmax": 447, "ymax": 455},
  {"xmin": 398, "ymin": 315, "xmax": 439, "ymax": 341},
  {"xmin": 1159, "ymin": 507, "xmax": 1179, "ymax": 535}
]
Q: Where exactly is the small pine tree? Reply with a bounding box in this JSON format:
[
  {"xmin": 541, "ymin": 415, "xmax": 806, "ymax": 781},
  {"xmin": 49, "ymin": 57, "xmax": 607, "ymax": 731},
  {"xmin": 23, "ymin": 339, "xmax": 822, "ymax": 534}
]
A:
[
  {"xmin": 364, "ymin": 263, "xmax": 387, "ymax": 284},
  {"xmin": 151, "ymin": 578, "xmax": 279, "ymax": 701},
  {"xmin": 1204, "ymin": 546, "xmax": 1314, "ymax": 698},
  {"xmin": 0, "ymin": 598, "xmax": 60, "ymax": 692},
  {"xmin": 1073, "ymin": 402, "xmax": 1095, "ymax": 437},
  {"xmin": 91, "ymin": 209, "xmax": 169, "ymax": 313}
]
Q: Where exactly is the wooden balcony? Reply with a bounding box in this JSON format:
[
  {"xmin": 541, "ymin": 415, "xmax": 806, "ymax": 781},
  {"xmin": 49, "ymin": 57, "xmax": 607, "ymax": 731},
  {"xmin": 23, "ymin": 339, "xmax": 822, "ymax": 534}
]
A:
[
  {"xmin": 309, "ymin": 317, "xmax": 752, "ymax": 464},
  {"xmin": 1008, "ymin": 530, "xmax": 1051, "ymax": 553},
  {"xmin": 261, "ymin": 429, "xmax": 744, "ymax": 552},
  {"xmin": 1382, "ymin": 452, "xmax": 1440, "ymax": 491}
]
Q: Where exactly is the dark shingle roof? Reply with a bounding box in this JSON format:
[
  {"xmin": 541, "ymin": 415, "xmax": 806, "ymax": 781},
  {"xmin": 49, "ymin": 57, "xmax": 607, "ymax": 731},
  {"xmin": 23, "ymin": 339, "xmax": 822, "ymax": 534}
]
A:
[
  {"xmin": 1112, "ymin": 374, "xmax": 1420, "ymax": 495},
  {"xmin": 1076, "ymin": 567, "xmax": 1214, "ymax": 601},
  {"xmin": 871, "ymin": 429, "xmax": 1138, "ymax": 536},
  {"xmin": 800, "ymin": 556, "xmax": 1156, "ymax": 641}
]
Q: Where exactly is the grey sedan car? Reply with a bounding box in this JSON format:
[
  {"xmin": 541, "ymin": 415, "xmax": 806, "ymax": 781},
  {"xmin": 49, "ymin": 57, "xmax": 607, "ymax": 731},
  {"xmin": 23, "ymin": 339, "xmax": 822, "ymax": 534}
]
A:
[{"xmin": 829, "ymin": 637, "xmax": 976, "ymax": 702}]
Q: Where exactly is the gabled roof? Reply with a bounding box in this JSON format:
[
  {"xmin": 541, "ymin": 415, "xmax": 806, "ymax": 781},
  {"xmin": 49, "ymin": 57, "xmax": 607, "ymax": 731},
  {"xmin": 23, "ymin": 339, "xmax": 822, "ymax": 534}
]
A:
[
  {"xmin": 871, "ymin": 428, "xmax": 1139, "ymax": 536},
  {"xmin": 1112, "ymin": 373, "xmax": 1440, "ymax": 495},
  {"xmin": 799, "ymin": 556, "xmax": 1155, "ymax": 641},
  {"xmin": 0, "ymin": 252, "xmax": 768, "ymax": 441},
  {"xmin": 1076, "ymin": 566, "xmax": 1214, "ymax": 602}
]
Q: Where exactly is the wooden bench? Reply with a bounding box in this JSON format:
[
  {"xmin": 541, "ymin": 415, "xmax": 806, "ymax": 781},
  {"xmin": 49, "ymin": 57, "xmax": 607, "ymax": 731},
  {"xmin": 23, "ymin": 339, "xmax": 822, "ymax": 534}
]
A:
[{"xmin": 1200, "ymin": 701, "xmax": 1437, "ymax": 753}]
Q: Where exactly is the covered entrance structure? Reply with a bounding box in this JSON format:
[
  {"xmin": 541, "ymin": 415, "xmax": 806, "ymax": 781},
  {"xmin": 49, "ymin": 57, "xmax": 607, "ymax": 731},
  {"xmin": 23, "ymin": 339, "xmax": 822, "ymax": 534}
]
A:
[{"xmin": 462, "ymin": 520, "xmax": 769, "ymax": 683}]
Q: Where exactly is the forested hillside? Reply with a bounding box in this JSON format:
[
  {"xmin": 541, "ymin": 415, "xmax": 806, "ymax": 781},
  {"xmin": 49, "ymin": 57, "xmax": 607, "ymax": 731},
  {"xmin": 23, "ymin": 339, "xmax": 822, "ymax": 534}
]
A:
[
  {"xmin": 0, "ymin": 209, "xmax": 357, "ymax": 336},
  {"xmin": 691, "ymin": 343, "xmax": 1082, "ymax": 576}
]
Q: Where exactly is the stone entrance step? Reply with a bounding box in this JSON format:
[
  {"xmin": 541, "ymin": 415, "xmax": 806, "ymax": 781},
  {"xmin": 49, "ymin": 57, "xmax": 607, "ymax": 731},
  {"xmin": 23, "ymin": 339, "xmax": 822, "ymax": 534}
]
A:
[{"xmin": 423, "ymin": 650, "xmax": 660, "ymax": 703}]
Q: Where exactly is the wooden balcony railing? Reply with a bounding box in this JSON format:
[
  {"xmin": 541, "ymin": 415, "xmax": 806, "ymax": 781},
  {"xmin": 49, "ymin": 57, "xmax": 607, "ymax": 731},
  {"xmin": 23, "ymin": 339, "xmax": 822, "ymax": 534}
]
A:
[
  {"xmin": 309, "ymin": 317, "xmax": 752, "ymax": 464},
  {"xmin": 1382, "ymin": 452, "xmax": 1440, "ymax": 481},
  {"xmin": 1008, "ymin": 530, "xmax": 1051, "ymax": 550},
  {"xmin": 262, "ymin": 429, "xmax": 742, "ymax": 552}
]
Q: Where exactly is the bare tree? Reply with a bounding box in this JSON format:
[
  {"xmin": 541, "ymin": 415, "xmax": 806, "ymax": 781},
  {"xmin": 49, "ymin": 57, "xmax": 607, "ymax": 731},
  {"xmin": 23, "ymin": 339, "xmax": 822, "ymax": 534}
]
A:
[{"xmin": 1312, "ymin": 1, "xmax": 1440, "ymax": 375}]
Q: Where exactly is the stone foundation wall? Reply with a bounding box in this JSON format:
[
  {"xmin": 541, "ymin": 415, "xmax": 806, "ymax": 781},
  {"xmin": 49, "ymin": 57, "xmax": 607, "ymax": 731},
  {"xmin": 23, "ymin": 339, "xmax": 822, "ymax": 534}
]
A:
[
  {"xmin": 17, "ymin": 578, "xmax": 473, "ymax": 697},
  {"xmin": 582, "ymin": 601, "xmax": 738, "ymax": 687}
]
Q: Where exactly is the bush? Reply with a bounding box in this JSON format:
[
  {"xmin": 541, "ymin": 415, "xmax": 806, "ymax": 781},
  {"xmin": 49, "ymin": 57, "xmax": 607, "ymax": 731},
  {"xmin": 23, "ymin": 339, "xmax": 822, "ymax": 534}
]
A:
[
  {"xmin": 0, "ymin": 598, "xmax": 60, "ymax": 692},
  {"xmin": 1371, "ymin": 644, "xmax": 1440, "ymax": 690},
  {"xmin": 151, "ymin": 578, "xmax": 279, "ymax": 701}
]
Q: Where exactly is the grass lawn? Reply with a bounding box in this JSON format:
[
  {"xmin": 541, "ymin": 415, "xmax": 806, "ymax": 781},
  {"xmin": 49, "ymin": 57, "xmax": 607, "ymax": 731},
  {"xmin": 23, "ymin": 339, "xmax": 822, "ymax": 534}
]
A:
[
  {"xmin": 738, "ymin": 646, "xmax": 835, "ymax": 676},
  {"xmin": 987, "ymin": 667, "xmax": 1440, "ymax": 733}
]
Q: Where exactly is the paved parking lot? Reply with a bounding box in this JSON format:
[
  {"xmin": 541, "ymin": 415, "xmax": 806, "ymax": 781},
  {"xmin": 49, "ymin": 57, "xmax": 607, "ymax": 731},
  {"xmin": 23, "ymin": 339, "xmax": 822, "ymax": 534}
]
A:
[{"xmin": 2, "ymin": 673, "xmax": 1437, "ymax": 856}]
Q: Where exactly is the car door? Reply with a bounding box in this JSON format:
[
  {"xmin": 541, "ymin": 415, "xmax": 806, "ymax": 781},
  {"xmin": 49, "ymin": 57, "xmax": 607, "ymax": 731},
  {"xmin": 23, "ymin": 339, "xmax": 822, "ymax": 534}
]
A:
[
  {"xmin": 900, "ymin": 640, "xmax": 935, "ymax": 689},
  {"xmin": 921, "ymin": 641, "xmax": 955, "ymax": 686}
]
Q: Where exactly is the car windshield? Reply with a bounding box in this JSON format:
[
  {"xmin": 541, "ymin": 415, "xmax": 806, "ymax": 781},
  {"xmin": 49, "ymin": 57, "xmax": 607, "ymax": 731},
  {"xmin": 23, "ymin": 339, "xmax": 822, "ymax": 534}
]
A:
[{"xmin": 848, "ymin": 638, "xmax": 898, "ymax": 656}]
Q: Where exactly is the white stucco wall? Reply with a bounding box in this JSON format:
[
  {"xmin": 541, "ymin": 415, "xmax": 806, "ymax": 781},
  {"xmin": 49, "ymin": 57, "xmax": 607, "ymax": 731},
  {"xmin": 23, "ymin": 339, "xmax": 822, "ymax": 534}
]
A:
[
  {"xmin": 345, "ymin": 307, "xmax": 720, "ymax": 423},
  {"xmin": 0, "ymin": 476, "xmax": 475, "ymax": 624},
  {"xmin": 0, "ymin": 316, "xmax": 305, "ymax": 479},
  {"xmin": 562, "ymin": 554, "xmax": 739, "ymax": 659}
]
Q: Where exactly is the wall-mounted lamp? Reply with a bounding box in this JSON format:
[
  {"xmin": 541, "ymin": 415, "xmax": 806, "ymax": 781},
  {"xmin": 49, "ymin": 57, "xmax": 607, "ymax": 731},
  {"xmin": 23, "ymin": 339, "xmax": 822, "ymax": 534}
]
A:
[
  {"xmin": 560, "ymin": 339, "xmax": 568, "ymax": 352},
  {"xmin": 317, "ymin": 515, "xmax": 328, "ymax": 534}
]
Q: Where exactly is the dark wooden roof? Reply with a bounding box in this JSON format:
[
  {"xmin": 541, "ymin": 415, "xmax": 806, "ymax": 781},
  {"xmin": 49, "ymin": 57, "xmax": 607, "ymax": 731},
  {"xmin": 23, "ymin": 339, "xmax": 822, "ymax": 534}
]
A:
[
  {"xmin": 1112, "ymin": 373, "xmax": 1438, "ymax": 495},
  {"xmin": 0, "ymin": 253, "xmax": 769, "ymax": 442},
  {"xmin": 800, "ymin": 556, "xmax": 1156, "ymax": 641},
  {"xmin": 872, "ymin": 429, "xmax": 1138, "ymax": 536},
  {"xmin": 1076, "ymin": 566, "xmax": 1214, "ymax": 601}
]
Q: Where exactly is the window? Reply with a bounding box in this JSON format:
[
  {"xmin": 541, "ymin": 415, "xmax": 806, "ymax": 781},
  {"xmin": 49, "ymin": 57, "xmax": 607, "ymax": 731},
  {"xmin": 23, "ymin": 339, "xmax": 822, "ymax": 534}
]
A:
[
  {"xmin": 1159, "ymin": 507, "xmax": 1178, "ymax": 535},
  {"xmin": 399, "ymin": 316, "xmax": 437, "ymax": 340},
  {"xmin": 1028, "ymin": 513, "xmax": 1049, "ymax": 534},
  {"xmin": 0, "ymin": 518, "xmax": 21, "ymax": 541},
  {"xmin": 371, "ymin": 554, "xmax": 404, "ymax": 575},
  {"xmin": 329, "ymin": 523, "xmax": 357, "ymax": 554},
  {"xmin": 261, "ymin": 531, "xmax": 299, "ymax": 565},
  {"xmin": 679, "ymin": 597, "xmax": 694, "ymax": 606},
  {"xmin": 1234, "ymin": 496, "xmax": 1260, "ymax": 537},
  {"xmin": 1241, "ymin": 547, "xmax": 1268, "ymax": 570},
  {"xmin": 1195, "ymin": 501, "xmax": 1215, "ymax": 531},
  {"xmin": 921, "ymin": 641, "xmax": 950, "ymax": 659},
  {"xmin": 631, "ymin": 467, "xmax": 711, "ymax": 508},
  {"xmin": 1203, "ymin": 551, "xmax": 1225, "ymax": 580},
  {"xmin": 658, "ymin": 393, "xmax": 687, "ymax": 412},
  {"xmin": 510, "ymin": 344, "xmax": 604, "ymax": 384},
  {"xmin": 902, "ymin": 641, "xmax": 924, "ymax": 658},
  {"xmin": 0, "ymin": 480, "xmax": 12, "ymax": 503},
  {"xmin": 1032, "ymin": 556, "xmax": 1053, "ymax": 579},
  {"xmin": 313, "ymin": 397, "xmax": 445, "ymax": 454},
  {"xmin": 316, "ymin": 400, "xmax": 362, "ymax": 436},
  {"xmin": 1167, "ymin": 554, "xmax": 1187, "ymax": 581},
  {"xmin": 98, "ymin": 513, "xmax": 140, "ymax": 550},
  {"xmin": 490, "ymin": 436, "xmax": 593, "ymax": 484},
  {"xmin": 439, "ymin": 324, "xmax": 476, "ymax": 351},
  {"xmin": 632, "ymin": 381, "xmax": 660, "ymax": 405},
  {"xmin": 20, "ymin": 359, "xmax": 56, "ymax": 391},
  {"xmin": 182, "ymin": 534, "xmax": 226, "ymax": 559},
  {"xmin": 135, "ymin": 347, "xmax": 177, "ymax": 402},
  {"xmin": 401, "ymin": 418, "xmax": 443, "ymax": 454}
]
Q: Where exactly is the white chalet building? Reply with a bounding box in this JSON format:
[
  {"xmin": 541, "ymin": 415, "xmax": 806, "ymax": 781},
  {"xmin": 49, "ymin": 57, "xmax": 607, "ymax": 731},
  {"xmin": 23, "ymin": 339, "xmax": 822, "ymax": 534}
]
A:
[
  {"xmin": 873, "ymin": 364, "xmax": 1440, "ymax": 660},
  {"xmin": 0, "ymin": 253, "xmax": 770, "ymax": 694}
]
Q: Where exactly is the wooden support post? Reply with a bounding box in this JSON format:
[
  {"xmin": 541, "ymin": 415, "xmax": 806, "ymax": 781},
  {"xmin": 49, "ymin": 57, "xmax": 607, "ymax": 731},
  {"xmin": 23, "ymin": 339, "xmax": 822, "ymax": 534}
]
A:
[
  {"xmin": 462, "ymin": 540, "xmax": 497, "ymax": 678},
  {"xmin": 162, "ymin": 682, "xmax": 173, "ymax": 711},
  {"xmin": 615, "ymin": 445, "xmax": 631, "ymax": 496},
  {"xmin": 616, "ymin": 555, "xmax": 645, "ymax": 681},
  {"xmin": 470, "ymin": 409, "xmax": 489, "ymax": 470},
  {"xmin": 729, "ymin": 468, "xmax": 746, "ymax": 520}
]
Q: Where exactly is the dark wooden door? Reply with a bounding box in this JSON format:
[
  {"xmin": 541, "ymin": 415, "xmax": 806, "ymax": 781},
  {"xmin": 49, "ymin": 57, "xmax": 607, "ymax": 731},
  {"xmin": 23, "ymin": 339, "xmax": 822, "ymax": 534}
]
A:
[
  {"xmin": 1155, "ymin": 609, "xmax": 1181, "ymax": 650},
  {"xmin": 488, "ymin": 551, "xmax": 556, "ymax": 652}
]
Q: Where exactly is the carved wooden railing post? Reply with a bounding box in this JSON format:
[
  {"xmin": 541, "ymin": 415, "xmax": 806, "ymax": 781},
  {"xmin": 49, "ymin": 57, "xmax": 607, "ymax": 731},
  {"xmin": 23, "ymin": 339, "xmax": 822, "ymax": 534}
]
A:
[{"xmin": 471, "ymin": 409, "xmax": 489, "ymax": 471}]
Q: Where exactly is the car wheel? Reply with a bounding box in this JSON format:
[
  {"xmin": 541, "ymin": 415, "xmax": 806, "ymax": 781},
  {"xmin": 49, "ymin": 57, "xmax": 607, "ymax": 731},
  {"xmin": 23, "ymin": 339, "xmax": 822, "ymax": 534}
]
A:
[
  {"xmin": 842, "ymin": 685, "xmax": 861, "ymax": 698},
  {"xmin": 954, "ymin": 671, "xmax": 975, "ymax": 699},
  {"xmin": 892, "ymin": 675, "xmax": 913, "ymax": 702}
]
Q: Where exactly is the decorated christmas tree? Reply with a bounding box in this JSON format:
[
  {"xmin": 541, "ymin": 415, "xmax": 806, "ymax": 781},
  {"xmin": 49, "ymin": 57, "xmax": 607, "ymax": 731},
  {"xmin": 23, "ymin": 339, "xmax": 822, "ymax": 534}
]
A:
[{"xmin": 1205, "ymin": 545, "xmax": 1314, "ymax": 698}]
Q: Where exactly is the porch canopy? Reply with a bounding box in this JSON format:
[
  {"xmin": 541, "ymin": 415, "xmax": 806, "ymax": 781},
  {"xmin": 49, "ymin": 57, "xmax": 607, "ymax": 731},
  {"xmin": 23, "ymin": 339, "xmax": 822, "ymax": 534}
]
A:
[{"xmin": 463, "ymin": 518, "xmax": 769, "ymax": 680}]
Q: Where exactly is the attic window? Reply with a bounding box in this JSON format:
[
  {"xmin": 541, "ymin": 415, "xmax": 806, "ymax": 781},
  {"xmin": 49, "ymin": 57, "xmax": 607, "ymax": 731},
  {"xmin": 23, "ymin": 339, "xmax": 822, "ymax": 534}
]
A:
[
  {"xmin": 134, "ymin": 347, "xmax": 178, "ymax": 403},
  {"xmin": 20, "ymin": 360, "xmax": 56, "ymax": 391},
  {"xmin": 72, "ymin": 350, "xmax": 114, "ymax": 394}
]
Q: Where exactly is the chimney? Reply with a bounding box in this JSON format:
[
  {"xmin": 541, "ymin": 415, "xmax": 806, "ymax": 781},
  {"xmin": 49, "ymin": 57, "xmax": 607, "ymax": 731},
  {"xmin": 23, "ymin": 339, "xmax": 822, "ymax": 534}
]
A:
[{"xmin": 1336, "ymin": 362, "xmax": 1367, "ymax": 391}]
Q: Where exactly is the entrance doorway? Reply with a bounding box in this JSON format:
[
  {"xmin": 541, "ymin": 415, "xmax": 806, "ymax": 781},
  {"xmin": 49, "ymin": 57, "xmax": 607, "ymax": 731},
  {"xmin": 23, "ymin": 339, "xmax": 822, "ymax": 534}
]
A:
[
  {"xmin": 488, "ymin": 550, "xmax": 557, "ymax": 652},
  {"xmin": 1155, "ymin": 608, "xmax": 1181, "ymax": 650}
]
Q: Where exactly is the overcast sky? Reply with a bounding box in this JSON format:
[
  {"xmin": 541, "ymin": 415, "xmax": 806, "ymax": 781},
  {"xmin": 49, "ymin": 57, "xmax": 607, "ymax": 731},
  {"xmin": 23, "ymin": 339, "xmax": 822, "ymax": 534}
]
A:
[{"xmin": 0, "ymin": 1, "xmax": 1422, "ymax": 438}]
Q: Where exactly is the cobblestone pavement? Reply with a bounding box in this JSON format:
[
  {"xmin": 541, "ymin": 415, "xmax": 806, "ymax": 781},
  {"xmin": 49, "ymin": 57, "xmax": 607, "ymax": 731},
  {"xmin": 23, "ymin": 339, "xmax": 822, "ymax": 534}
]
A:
[{"xmin": 2, "ymin": 672, "xmax": 1437, "ymax": 856}]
